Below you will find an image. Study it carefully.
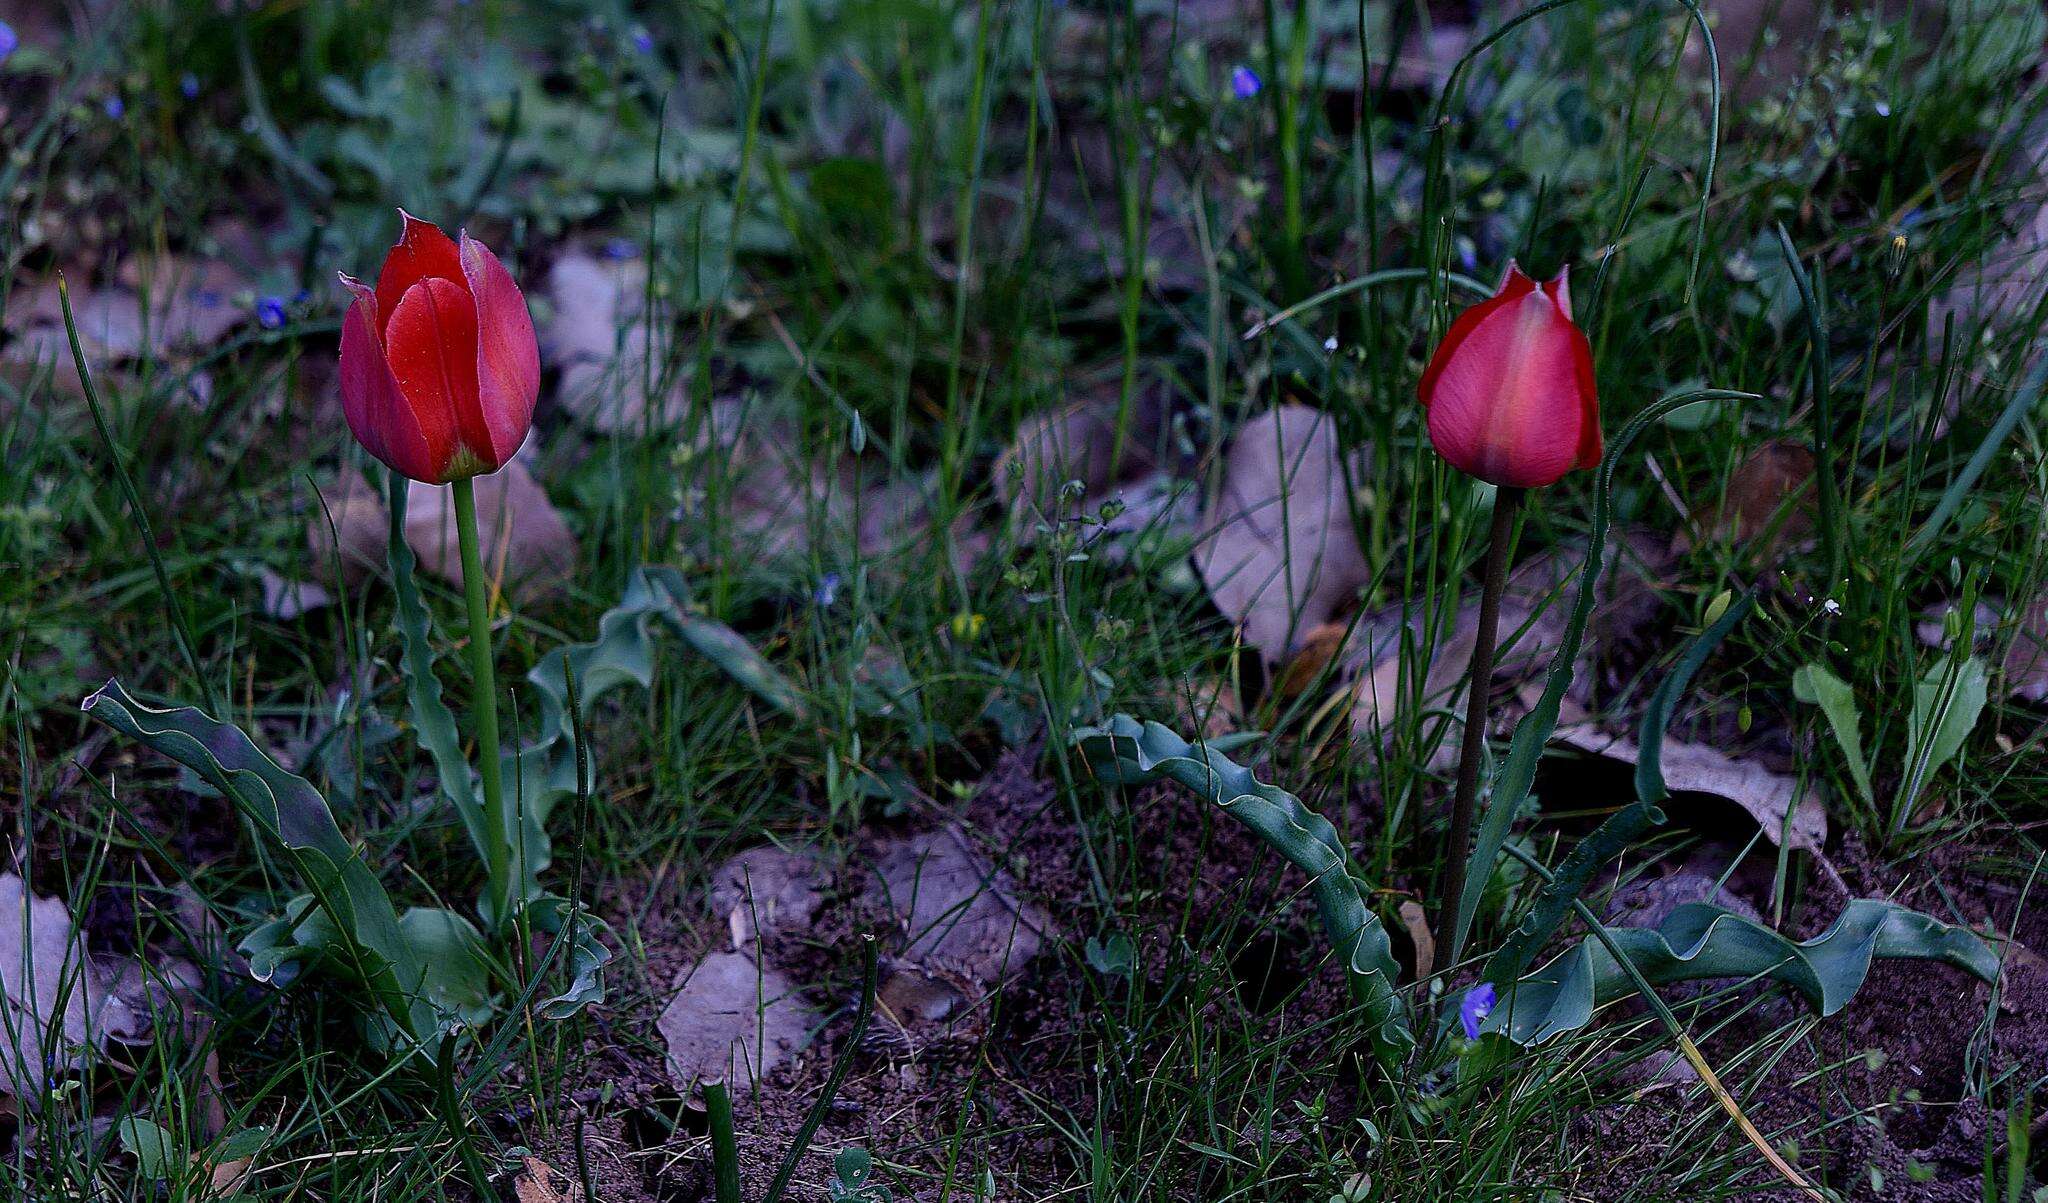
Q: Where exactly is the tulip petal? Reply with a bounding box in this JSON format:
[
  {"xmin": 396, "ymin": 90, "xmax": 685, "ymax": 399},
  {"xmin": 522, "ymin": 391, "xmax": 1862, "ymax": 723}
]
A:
[
  {"xmin": 375, "ymin": 211, "xmax": 467, "ymax": 334},
  {"xmin": 1423, "ymin": 287, "xmax": 1590, "ymax": 488},
  {"xmin": 336, "ymin": 273, "xmax": 441, "ymax": 482},
  {"xmin": 384, "ymin": 277, "xmax": 483, "ymax": 480},
  {"xmin": 459, "ymin": 232, "xmax": 541, "ymax": 465}
]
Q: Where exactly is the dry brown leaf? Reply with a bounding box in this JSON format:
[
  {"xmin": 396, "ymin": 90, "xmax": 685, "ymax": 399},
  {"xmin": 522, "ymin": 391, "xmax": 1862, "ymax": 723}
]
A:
[
  {"xmin": 541, "ymin": 252, "xmax": 689, "ymax": 434},
  {"xmin": 305, "ymin": 467, "xmax": 390, "ymax": 586},
  {"xmin": 709, "ymin": 846, "xmax": 828, "ymax": 952},
  {"xmin": 1680, "ymin": 440, "xmax": 1815, "ymax": 561},
  {"xmin": 874, "ymin": 828, "xmax": 1050, "ymax": 984},
  {"xmin": 1397, "ymin": 900, "xmax": 1435, "ymax": 982},
  {"xmin": 2, "ymin": 258, "xmax": 251, "ymax": 395},
  {"xmin": 992, "ymin": 395, "xmax": 1160, "ymax": 528},
  {"xmin": 404, "ymin": 460, "xmax": 578, "ymax": 605},
  {"xmin": 1195, "ymin": 406, "xmax": 1369, "ymax": 664},
  {"xmin": 257, "ymin": 568, "xmax": 331, "ymax": 621},
  {"xmin": 0, "ymin": 873, "xmax": 139, "ymax": 1099},
  {"xmin": 513, "ymin": 1155, "xmax": 582, "ymax": 1203},
  {"xmin": 1550, "ymin": 720, "xmax": 1828, "ymax": 852},
  {"xmin": 658, "ymin": 950, "xmax": 814, "ymax": 1096}
]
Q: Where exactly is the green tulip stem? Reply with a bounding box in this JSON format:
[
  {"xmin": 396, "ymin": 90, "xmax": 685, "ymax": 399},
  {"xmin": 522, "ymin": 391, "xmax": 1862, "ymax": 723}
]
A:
[
  {"xmin": 1435, "ymin": 485, "xmax": 1525, "ymax": 968},
  {"xmin": 450, "ymin": 477, "xmax": 514, "ymax": 927}
]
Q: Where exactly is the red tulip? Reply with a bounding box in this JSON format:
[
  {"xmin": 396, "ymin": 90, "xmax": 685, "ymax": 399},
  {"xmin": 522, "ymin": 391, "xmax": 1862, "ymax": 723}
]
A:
[
  {"xmin": 1417, "ymin": 263, "xmax": 1601, "ymax": 489},
  {"xmin": 337, "ymin": 212, "xmax": 540, "ymax": 483}
]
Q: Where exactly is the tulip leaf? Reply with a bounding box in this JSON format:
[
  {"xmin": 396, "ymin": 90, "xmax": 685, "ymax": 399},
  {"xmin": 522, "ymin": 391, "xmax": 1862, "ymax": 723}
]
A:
[
  {"xmin": 1452, "ymin": 387, "xmax": 1758, "ymax": 967},
  {"xmin": 528, "ymin": 895, "xmax": 615, "ymax": 1020},
  {"xmin": 385, "ymin": 475, "xmax": 491, "ymax": 864},
  {"xmin": 79, "ymin": 680, "xmax": 470, "ymax": 1050},
  {"xmin": 1483, "ymin": 591, "xmax": 1755, "ymax": 988},
  {"xmin": 1074, "ymin": 715, "xmax": 1412, "ymax": 1065},
  {"xmin": 493, "ymin": 566, "xmax": 808, "ymax": 916},
  {"xmin": 1480, "ymin": 898, "xmax": 1997, "ymax": 1047}
]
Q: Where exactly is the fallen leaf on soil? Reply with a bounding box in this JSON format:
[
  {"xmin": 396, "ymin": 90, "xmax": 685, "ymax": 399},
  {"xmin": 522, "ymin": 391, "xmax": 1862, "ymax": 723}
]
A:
[
  {"xmin": 541, "ymin": 252, "xmax": 688, "ymax": 434},
  {"xmin": 1397, "ymin": 900, "xmax": 1435, "ymax": 982},
  {"xmin": 2002, "ymin": 593, "xmax": 2048, "ymax": 702},
  {"xmin": 1678, "ymin": 440, "xmax": 1815, "ymax": 561},
  {"xmin": 0, "ymin": 873, "xmax": 139, "ymax": 1099},
  {"xmin": 1549, "ymin": 719, "xmax": 1828, "ymax": 852},
  {"xmin": 992, "ymin": 394, "xmax": 1160, "ymax": 529},
  {"xmin": 405, "ymin": 460, "xmax": 578, "ymax": 604},
  {"xmin": 659, "ymin": 950, "xmax": 814, "ymax": 1096},
  {"xmin": 1345, "ymin": 531, "xmax": 1668, "ymax": 744},
  {"xmin": 306, "ymin": 467, "xmax": 389, "ymax": 585},
  {"xmin": 1195, "ymin": 406, "xmax": 1369, "ymax": 664},
  {"xmin": 513, "ymin": 1155, "xmax": 582, "ymax": 1203},
  {"xmin": 870, "ymin": 827, "xmax": 1052, "ymax": 1026},
  {"xmin": 709, "ymin": 845, "xmax": 828, "ymax": 951},
  {"xmin": 2, "ymin": 259, "xmax": 251, "ymax": 396},
  {"xmin": 257, "ymin": 568, "xmax": 332, "ymax": 621}
]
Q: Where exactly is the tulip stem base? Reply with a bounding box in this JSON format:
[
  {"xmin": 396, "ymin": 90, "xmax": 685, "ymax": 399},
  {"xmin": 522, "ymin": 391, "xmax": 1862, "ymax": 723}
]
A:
[
  {"xmin": 1435, "ymin": 486, "xmax": 1525, "ymax": 971},
  {"xmin": 451, "ymin": 478, "xmax": 514, "ymax": 929}
]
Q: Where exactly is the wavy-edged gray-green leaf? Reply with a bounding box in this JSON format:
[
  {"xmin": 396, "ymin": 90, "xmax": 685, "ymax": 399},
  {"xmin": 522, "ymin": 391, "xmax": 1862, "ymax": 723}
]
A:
[
  {"xmin": 1485, "ymin": 898, "xmax": 1997, "ymax": 1046},
  {"xmin": 493, "ymin": 566, "xmax": 808, "ymax": 913},
  {"xmin": 1482, "ymin": 592, "xmax": 1756, "ymax": 986},
  {"xmin": 79, "ymin": 680, "xmax": 452, "ymax": 1047},
  {"xmin": 1073, "ymin": 715, "xmax": 1412, "ymax": 1063},
  {"xmin": 385, "ymin": 474, "xmax": 490, "ymax": 861},
  {"xmin": 528, "ymin": 895, "xmax": 615, "ymax": 1020}
]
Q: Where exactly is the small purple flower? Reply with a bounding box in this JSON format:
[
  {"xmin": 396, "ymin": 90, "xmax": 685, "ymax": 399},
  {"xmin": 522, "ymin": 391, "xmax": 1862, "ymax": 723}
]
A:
[
  {"xmin": 180, "ymin": 73, "xmax": 200, "ymax": 99},
  {"xmin": 1504, "ymin": 105, "xmax": 1524, "ymax": 132},
  {"xmin": 602, "ymin": 237, "xmax": 638, "ymax": 261},
  {"xmin": 631, "ymin": 27, "xmax": 655, "ymax": 55},
  {"xmin": 1231, "ymin": 65, "xmax": 1261, "ymax": 100},
  {"xmin": 814, "ymin": 572, "xmax": 841, "ymax": 608},
  {"xmin": 0, "ymin": 21, "xmax": 19, "ymax": 66},
  {"xmin": 103, "ymin": 95, "xmax": 124, "ymax": 120},
  {"xmin": 1459, "ymin": 982, "xmax": 1497, "ymax": 1040},
  {"xmin": 256, "ymin": 296, "xmax": 289, "ymax": 329},
  {"xmin": 1874, "ymin": 100, "xmax": 1892, "ymax": 118}
]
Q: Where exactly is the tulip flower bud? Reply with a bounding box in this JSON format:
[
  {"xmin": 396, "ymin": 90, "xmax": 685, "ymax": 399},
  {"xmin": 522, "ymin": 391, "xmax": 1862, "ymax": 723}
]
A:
[
  {"xmin": 337, "ymin": 211, "xmax": 540, "ymax": 484},
  {"xmin": 1417, "ymin": 263, "xmax": 1601, "ymax": 489}
]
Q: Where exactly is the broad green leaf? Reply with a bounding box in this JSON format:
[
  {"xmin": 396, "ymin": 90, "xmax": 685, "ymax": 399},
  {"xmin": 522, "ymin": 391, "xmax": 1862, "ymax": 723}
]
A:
[
  {"xmin": 1792, "ymin": 662, "xmax": 1874, "ymax": 807},
  {"xmin": 1075, "ymin": 715, "xmax": 1411, "ymax": 1065},
  {"xmin": 1480, "ymin": 898, "xmax": 1997, "ymax": 1046},
  {"xmin": 1906, "ymin": 654, "xmax": 1988, "ymax": 786},
  {"xmin": 117, "ymin": 1117, "xmax": 179, "ymax": 1180},
  {"xmin": 80, "ymin": 681, "xmax": 478, "ymax": 1051}
]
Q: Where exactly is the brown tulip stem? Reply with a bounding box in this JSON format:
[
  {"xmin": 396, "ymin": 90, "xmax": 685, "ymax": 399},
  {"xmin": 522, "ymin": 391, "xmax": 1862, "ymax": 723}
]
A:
[
  {"xmin": 1435, "ymin": 486, "xmax": 1525, "ymax": 973},
  {"xmin": 451, "ymin": 478, "xmax": 514, "ymax": 929}
]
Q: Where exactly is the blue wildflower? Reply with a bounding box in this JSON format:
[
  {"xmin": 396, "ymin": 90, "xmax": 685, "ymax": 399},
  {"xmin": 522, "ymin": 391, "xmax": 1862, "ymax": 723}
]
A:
[
  {"xmin": 1874, "ymin": 100, "xmax": 1891, "ymax": 118},
  {"xmin": 602, "ymin": 237, "xmax": 638, "ymax": 261},
  {"xmin": 180, "ymin": 73, "xmax": 200, "ymax": 99},
  {"xmin": 814, "ymin": 572, "xmax": 841, "ymax": 608},
  {"xmin": 0, "ymin": 21, "xmax": 18, "ymax": 66},
  {"xmin": 103, "ymin": 95, "xmax": 124, "ymax": 120},
  {"xmin": 256, "ymin": 296, "xmax": 289, "ymax": 329},
  {"xmin": 1231, "ymin": 66, "xmax": 1261, "ymax": 100},
  {"xmin": 632, "ymin": 27, "xmax": 655, "ymax": 56},
  {"xmin": 1459, "ymin": 982, "xmax": 1497, "ymax": 1040}
]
